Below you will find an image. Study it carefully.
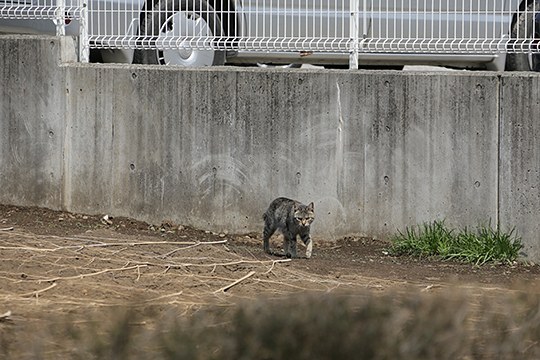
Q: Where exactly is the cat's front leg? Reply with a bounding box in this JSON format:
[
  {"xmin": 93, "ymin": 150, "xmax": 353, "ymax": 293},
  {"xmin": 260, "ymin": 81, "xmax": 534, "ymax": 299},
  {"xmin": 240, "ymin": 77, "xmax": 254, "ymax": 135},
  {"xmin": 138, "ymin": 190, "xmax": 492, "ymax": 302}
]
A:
[
  {"xmin": 283, "ymin": 234, "xmax": 297, "ymax": 258},
  {"xmin": 289, "ymin": 238, "xmax": 298, "ymax": 258},
  {"xmin": 282, "ymin": 235, "xmax": 291, "ymax": 258},
  {"xmin": 305, "ymin": 238, "xmax": 313, "ymax": 259},
  {"xmin": 301, "ymin": 234, "xmax": 312, "ymax": 259}
]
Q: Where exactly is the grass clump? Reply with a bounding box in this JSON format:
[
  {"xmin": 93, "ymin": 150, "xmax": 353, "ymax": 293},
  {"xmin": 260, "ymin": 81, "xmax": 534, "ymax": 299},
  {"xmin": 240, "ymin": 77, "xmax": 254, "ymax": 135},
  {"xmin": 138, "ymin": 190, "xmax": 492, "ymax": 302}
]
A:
[{"xmin": 390, "ymin": 220, "xmax": 523, "ymax": 265}]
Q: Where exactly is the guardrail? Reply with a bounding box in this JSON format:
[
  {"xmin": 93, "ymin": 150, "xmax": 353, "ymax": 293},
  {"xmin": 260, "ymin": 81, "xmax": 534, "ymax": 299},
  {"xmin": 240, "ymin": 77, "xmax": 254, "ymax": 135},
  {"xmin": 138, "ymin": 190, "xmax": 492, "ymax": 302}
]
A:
[{"xmin": 1, "ymin": 0, "xmax": 539, "ymax": 68}]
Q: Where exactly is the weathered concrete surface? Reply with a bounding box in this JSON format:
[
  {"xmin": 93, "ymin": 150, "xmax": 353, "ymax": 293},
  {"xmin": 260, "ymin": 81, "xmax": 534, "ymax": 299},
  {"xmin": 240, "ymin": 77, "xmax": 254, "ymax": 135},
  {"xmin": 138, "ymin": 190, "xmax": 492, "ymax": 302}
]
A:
[
  {"xmin": 62, "ymin": 66, "xmax": 499, "ymax": 241},
  {"xmin": 500, "ymin": 74, "xmax": 540, "ymax": 260},
  {"xmin": 354, "ymin": 73, "xmax": 499, "ymax": 238},
  {"xmin": 0, "ymin": 36, "xmax": 538, "ymax": 260},
  {"xmin": 0, "ymin": 36, "xmax": 75, "ymax": 209}
]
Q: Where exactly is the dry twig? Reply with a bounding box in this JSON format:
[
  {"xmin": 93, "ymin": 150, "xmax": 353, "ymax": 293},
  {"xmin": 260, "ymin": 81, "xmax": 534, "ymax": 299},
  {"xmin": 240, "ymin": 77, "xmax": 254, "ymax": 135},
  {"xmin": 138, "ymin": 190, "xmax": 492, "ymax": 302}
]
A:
[
  {"xmin": 0, "ymin": 310, "xmax": 12, "ymax": 321},
  {"xmin": 214, "ymin": 271, "xmax": 256, "ymax": 293},
  {"xmin": 20, "ymin": 283, "xmax": 58, "ymax": 297},
  {"xmin": 160, "ymin": 240, "xmax": 228, "ymax": 258},
  {"xmin": 0, "ymin": 240, "xmax": 228, "ymax": 253},
  {"xmin": 263, "ymin": 259, "xmax": 292, "ymax": 274},
  {"xmin": 169, "ymin": 258, "xmax": 291, "ymax": 270},
  {"xmin": 38, "ymin": 265, "xmax": 148, "ymax": 283},
  {"xmin": 421, "ymin": 284, "xmax": 442, "ymax": 292}
]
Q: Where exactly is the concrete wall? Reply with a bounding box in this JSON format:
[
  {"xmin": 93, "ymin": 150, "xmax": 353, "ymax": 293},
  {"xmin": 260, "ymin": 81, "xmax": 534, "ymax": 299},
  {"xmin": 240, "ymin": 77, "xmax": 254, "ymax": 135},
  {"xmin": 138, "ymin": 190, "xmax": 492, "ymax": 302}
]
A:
[
  {"xmin": 0, "ymin": 36, "xmax": 75, "ymax": 209},
  {"xmin": 499, "ymin": 75, "xmax": 540, "ymax": 260},
  {"xmin": 1, "ymin": 36, "xmax": 538, "ymax": 260}
]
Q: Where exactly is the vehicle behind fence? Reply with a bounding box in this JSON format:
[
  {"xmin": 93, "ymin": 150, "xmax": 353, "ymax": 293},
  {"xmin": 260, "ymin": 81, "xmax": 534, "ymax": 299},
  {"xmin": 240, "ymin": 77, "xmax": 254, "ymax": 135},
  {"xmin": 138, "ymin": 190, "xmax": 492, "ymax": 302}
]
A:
[{"xmin": 0, "ymin": 0, "xmax": 539, "ymax": 70}]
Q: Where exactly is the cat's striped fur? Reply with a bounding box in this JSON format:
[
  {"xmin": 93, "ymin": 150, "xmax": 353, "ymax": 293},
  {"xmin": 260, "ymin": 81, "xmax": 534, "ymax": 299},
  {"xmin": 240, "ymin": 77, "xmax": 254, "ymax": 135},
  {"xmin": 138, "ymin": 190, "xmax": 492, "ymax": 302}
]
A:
[{"xmin": 263, "ymin": 197, "xmax": 315, "ymax": 259}]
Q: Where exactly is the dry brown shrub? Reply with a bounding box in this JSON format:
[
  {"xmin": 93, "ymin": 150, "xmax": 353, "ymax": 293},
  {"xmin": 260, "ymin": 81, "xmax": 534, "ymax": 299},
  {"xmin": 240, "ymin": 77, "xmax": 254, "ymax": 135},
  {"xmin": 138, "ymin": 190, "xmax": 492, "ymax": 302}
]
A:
[{"xmin": 2, "ymin": 288, "xmax": 539, "ymax": 360}]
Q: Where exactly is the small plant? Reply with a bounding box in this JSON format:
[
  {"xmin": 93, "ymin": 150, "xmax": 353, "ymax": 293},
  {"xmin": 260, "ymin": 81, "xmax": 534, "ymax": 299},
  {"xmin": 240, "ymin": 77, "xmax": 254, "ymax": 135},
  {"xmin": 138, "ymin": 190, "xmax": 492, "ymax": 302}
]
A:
[{"xmin": 389, "ymin": 220, "xmax": 523, "ymax": 265}]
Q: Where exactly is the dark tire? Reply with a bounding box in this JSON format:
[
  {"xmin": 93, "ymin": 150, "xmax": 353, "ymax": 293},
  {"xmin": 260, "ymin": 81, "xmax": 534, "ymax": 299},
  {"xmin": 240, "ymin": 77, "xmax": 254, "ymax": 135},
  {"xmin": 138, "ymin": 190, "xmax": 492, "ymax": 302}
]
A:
[
  {"xmin": 89, "ymin": 49, "xmax": 104, "ymax": 63},
  {"xmin": 133, "ymin": 0, "xmax": 225, "ymax": 66},
  {"xmin": 506, "ymin": 2, "xmax": 540, "ymax": 71}
]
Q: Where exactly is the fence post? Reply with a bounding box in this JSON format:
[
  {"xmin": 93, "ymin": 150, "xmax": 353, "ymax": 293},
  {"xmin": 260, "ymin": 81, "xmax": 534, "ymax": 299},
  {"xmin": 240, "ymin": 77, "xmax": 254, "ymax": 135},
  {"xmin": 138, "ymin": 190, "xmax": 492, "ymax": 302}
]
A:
[
  {"xmin": 349, "ymin": 0, "xmax": 359, "ymax": 69},
  {"xmin": 79, "ymin": 0, "xmax": 89, "ymax": 62},
  {"xmin": 55, "ymin": 0, "xmax": 65, "ymax": 36}
]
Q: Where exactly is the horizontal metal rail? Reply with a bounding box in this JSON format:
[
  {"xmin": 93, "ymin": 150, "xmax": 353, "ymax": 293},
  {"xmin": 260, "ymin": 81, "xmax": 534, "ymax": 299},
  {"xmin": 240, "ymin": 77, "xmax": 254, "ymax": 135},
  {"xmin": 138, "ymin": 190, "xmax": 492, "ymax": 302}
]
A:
[{"xmin": 0, "ymin": 0, "xmax": 82, "ymax": 19}]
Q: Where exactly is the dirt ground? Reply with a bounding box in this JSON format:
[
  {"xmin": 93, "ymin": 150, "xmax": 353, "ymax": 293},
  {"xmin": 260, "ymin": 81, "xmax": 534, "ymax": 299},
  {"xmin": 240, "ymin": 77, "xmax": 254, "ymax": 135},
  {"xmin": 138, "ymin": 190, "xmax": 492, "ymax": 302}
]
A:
[{"xmin": 1, "ymin": 204, "xmax": 539, "ymax": 324}]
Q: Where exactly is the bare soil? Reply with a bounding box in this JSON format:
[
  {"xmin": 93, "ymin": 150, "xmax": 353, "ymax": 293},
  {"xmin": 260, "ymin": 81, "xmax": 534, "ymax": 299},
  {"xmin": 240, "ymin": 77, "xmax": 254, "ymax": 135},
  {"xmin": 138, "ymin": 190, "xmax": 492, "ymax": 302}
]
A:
[{"xmin": 1, "ymin": 204, "xmax": 539, "ymax": 323}]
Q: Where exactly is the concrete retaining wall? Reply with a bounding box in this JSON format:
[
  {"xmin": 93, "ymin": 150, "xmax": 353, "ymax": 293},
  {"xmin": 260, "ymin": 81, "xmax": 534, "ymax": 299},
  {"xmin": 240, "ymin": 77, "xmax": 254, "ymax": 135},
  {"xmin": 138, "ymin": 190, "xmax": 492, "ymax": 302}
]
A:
[
  {"xmin": 499, "ymin": 75, "xmax": 540, "ymax": 260},
  {"xmin": 1, "ymin": 36, "xmax": 538, "ymax": 260}
]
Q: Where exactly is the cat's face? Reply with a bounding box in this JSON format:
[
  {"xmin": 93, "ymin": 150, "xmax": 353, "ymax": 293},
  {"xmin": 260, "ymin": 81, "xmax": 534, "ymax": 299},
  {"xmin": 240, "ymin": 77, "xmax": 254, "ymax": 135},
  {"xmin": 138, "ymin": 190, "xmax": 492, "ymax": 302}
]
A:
[{"xmin": 293, "ymin": 202, "xmax": 315, "ymax": 227}]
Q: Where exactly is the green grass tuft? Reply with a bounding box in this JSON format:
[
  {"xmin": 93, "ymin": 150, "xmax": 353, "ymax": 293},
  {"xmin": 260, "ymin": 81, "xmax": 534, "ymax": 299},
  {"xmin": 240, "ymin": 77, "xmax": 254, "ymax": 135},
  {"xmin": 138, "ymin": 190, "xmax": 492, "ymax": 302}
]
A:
[{"xmin": 389, "ymin": 220, "xmax": 523, "ymax": 265}]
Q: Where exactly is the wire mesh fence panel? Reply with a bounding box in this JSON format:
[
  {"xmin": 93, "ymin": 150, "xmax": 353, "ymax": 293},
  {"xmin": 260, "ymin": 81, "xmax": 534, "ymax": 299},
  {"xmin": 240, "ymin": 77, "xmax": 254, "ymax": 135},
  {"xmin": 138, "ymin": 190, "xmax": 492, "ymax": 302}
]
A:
[
  {"xmin": 86, "ymin": 0, "xmax": 142, "ymax": 49},
  {"xmin": 0, "ymin": 0, "xmax": 82, "ymax": 20},
  {"xmin": 0, "ymin": 0, "xmax": 84, "ymax": 37},
  {"xmin": 2, "ymin": 0, "xmax": 60, "ymax": 19},
  {"xmin": 83, "ymin": 0, "xmax": 538, "ymax": 53},
  {"xmin": 365, "ymin": 0, "xmax": 538, "ymax": 54},
  {"xmin": 234, "ymin": 0, "xmax": 352, "ymax": 52},
  {"xmin": 1, "ymin": 0, "xmax": 539, "ymax": 58},
  {"xmin": 84, "ymin": 0, "xmax": 354, "ymax": 52},
  {"xmin": 507, "ymin": 0, "xmax": 540, "ymax": 53}
]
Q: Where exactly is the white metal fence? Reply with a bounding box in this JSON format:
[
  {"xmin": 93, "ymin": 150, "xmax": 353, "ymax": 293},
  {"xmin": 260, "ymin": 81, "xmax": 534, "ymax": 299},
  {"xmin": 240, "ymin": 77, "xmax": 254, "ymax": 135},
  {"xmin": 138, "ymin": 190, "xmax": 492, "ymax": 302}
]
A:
[
  {"xmin": 1, "ymin": 0, "xmax": 539, "ymax": 66},
  {"xmin": 0, "ymin": 0, "xmax": 84, "ymax": 35}
]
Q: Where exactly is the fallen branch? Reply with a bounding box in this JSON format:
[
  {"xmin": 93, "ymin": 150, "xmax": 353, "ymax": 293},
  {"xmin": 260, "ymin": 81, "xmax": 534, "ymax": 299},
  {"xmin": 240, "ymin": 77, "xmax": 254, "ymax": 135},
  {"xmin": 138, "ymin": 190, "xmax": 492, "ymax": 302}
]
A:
[
  {"xmin": 0, "ymin": 246, "xmax": 56, "ymax": 252},
  {"xmin": 0, "ymin": 227, "xmax": 14, "ymax": 231},
  {"xmin": 20, "ymin": 283, "xmax": 57, "ymax": 297},
  {"xmin": 0, "ymin": 310, "xmax": 11, "ymax": 321},
  {"xmin": 214, "ymin": 271, "xmax": 256, "ymax": 293},
  {"xmin": 78, "ymin": 239, "xmax": 228, "ymax": 249},
  {"xmin": 263, "ymin": 259, "xmax": 292, "ymax": 274},
  {"xmin": 38, "ymin": 265, "xmax": 148, "ymax": 283},
  {"xmin": 0, "ymin": 240, "xmax": 228, "ymax": 253},
  {"xmin": 169, "ymin": 258, "xmax": 291, "ymax": 269},
  {"xmin": 421, "ymin": 284, "xmax": 442, "ymax": 292},
  {"xmin": 160, "ymin": 240, "xmax": 228, "ymax": 258},
  {"xmin": 136, "ymin": 265, "xmax": 141, "ymax": 281}
]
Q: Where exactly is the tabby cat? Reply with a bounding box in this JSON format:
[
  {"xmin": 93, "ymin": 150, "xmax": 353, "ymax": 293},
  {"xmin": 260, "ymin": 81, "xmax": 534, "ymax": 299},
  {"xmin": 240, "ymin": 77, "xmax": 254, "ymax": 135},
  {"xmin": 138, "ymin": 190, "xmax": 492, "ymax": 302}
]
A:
[{"xmin": 262, "ymin": 197, "xmax": 315, "ymax": 259}]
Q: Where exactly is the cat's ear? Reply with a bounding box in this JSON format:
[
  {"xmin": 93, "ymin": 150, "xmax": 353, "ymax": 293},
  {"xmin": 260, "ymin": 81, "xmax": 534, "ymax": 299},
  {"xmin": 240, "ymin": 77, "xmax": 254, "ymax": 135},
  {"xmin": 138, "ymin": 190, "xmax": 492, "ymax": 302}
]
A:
[{"xmin": 307, "ymin": 202, "xmax": 314, "ymax": 211}]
